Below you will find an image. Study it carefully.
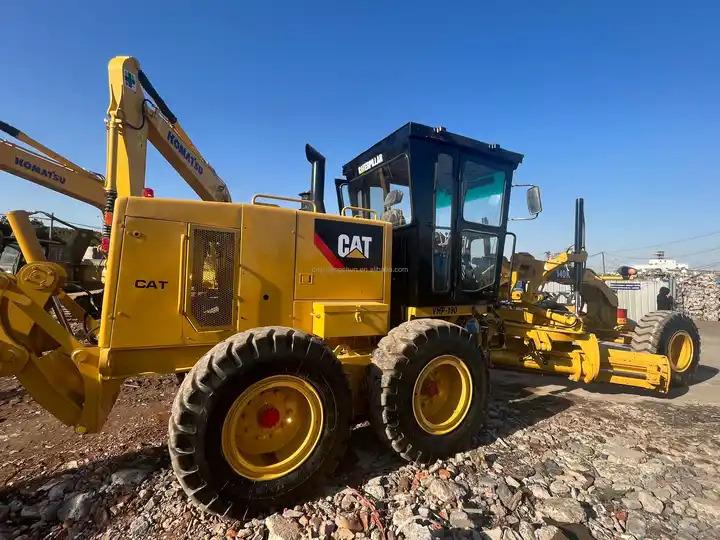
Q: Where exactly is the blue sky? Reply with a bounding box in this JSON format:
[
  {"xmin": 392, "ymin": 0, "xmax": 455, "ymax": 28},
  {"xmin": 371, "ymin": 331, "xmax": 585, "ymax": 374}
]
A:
[{"xmin": 2, "ymin": 1, "xmax": 719, "ymax": 270}]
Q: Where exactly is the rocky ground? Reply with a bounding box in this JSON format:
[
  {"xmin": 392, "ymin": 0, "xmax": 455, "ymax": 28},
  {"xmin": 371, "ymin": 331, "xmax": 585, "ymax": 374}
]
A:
[{"xmin": 1, "ymin": 373, "xmax": 719, "ymax": 540}]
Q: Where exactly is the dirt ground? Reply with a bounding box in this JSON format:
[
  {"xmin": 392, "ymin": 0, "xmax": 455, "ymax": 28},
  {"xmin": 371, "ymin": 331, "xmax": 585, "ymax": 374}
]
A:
[{"xmin": 1, "ymin": 322, "xmax": 719, "ymax": 539}]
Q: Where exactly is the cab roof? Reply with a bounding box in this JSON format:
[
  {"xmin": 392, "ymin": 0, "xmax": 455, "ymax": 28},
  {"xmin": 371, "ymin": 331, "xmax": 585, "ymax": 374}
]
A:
[{"xmin": 342, "ymin": 122, "xmax": 524, "ymax": 179}]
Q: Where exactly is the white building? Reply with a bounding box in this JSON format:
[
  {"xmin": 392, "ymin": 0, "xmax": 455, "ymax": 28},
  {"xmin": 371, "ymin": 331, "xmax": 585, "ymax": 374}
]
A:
[{"xmin": 634, "ymin": 251, "xmax": 689, "ymax": 272}]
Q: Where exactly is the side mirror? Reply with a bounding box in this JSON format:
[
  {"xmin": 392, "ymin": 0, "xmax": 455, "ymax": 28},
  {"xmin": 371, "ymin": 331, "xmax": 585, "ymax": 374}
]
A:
[
  {"xmin": 510, "ymin": 184, "xmax": 542, "ymax": 221},
  {"xmin": 526, "ymin": 186, "xmax": 542, "ymax": 216}
]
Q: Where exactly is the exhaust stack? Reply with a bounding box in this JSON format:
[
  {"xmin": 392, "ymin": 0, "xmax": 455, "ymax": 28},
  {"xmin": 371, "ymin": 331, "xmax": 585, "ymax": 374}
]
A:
[
  {"xmin": 305, "ymin": 144, "xmax": 326, "ymax": 213},
  {"xmin": 574, "ymin": 198, "xmax": 586, "ymax": 311}
]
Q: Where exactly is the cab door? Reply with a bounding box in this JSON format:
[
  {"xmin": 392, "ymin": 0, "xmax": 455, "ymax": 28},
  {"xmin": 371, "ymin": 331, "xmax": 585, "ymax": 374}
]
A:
[
  {"xmin": 452, "ymin": 151, "xmax": 512, "ymax": 305},
  {"xmin": 407, "ymin": 138, "xmax": 459, "ymax": 309}
]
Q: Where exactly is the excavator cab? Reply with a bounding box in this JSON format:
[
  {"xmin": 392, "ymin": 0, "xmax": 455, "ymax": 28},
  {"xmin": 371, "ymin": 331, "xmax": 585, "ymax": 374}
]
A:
[{"xmin": 336, "ymin": 123, "xmax": 534, "ymax": 324}]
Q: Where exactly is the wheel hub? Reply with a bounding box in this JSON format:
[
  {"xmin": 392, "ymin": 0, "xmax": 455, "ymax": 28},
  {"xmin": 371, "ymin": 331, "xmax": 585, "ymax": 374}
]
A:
[
  {"xmin": 221, "ymin": 375, "xmax": 323, "ymax": 481},
  {"xmin": 257, "ymin": 405, "xmax": 280, "ymax": 428},
  {"xmin": 422, "ymin": 379, "xmax": 439, "ymax": 397},
  {"xmin": 667, "ymin": 331, "xmax": 694, "ymax": 373},
  {"xmin": 412, "ymin": 355, "xmax": 472, "ymax": 435}
]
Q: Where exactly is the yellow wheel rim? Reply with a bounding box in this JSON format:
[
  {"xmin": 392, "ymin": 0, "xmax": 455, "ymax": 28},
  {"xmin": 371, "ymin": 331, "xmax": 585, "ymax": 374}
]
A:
[
  {"xmin": 667, "ymin": 331, "xmax": 694, "ymax": 373},
  {"xmin": 412, "ymin": 355, "xmax": 472, "ymax": 435},
  {"xmin": 221, "ymin": 375, "xmax": 323, "ymax": 481}
]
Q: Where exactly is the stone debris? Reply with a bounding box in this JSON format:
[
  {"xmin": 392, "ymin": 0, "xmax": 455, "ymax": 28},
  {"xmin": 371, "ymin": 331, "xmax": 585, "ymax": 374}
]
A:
[
  {"xmin": 0, "ymin": 378, "xmax": 719, "ymax": 540},
  {"xmin": 266, "ymin": 513, "xmax": 303, "ymax": 540},
  {"xmin": 536, "ymin": 497, "xmax": 586, "ymax": 523},
  {"xmin": 637, "ymin": 490, "xmax": 664, "ymax": 514}
]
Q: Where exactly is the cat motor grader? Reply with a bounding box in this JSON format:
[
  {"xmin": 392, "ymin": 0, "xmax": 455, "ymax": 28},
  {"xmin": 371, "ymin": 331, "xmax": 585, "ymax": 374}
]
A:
[
  {"xmin": 0, "ymin": 56, "xmax": 541, "ymax": 515},
  {"xmin": 487, "ymin": 198, "xmax": 701, "ymax": 392}
]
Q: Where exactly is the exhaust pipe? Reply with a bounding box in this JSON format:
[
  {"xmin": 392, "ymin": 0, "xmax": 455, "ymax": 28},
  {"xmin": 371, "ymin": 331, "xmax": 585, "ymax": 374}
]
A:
[
  {"xmin": 305, "ymin": 144, "xmax": 326, "ymax": 213},
  {"xmin": 574, "ymin": 198, "xmax": 585, "ymax": 311}
]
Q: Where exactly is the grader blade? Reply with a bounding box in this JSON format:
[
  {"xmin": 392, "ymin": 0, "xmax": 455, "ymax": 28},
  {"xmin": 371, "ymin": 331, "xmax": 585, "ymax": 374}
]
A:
[
  {"xmin": 490, "ymin": 337, "xmax": 672, "ymax": 393},
  {"xmin": 596, "ymin": 345, "xmax": 672, "ymax": 392}
]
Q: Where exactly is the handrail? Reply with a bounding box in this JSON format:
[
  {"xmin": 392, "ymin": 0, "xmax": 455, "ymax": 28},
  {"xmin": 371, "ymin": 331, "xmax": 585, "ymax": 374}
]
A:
[
  {"xmin": 340, "ymin": 206, "xmax": 378, "ymax": 219},
  {"xmin": 251, "ymin": 194, "xmax": 316, "ymax": 211}
]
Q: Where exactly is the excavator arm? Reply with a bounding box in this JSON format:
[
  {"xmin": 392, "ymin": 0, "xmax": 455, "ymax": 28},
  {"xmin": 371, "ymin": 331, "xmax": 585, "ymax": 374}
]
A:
[
  {"xmin": 105, "ymin": 56, "xmax": 231, "ymax": 203},
  {"xmin": 0, "ymin": 121, "xmax": 106, "ymax": 209},
  {"xmin": 0, "ymin": 56, "xmax": 235, "ymax": 434}
]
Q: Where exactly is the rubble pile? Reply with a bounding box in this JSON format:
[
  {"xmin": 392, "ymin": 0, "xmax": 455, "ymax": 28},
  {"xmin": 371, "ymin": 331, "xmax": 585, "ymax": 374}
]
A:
[
  {"xmin": 673, "ymin": 271, "xmax": 720, "ymax": 321},
  {"xmin": 639, "ymin": 269, "xmax": 720, "ymax": 321},
  {"xmin": 1, "ymin": 380, "xmax": 719, "ymax": 540}
]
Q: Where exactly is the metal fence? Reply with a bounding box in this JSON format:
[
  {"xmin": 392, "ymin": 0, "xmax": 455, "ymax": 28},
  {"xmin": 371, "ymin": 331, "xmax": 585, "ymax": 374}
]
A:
[{"xmin": 543, "ymin": 277, "xmax": 675, "ymax": 321}]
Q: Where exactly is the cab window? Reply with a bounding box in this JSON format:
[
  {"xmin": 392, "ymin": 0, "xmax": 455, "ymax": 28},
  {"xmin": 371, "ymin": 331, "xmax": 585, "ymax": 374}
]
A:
[
  {"xmin": 433, "ymin": 153, "xmax": 454, "ymax": 292},
  {"xmin": 340, "ymin": 183, "xmax": 351, "ymax": 211},
  {"xmin": 459, "ymin": 231, "xmax": 498, "ymax": 291},
  {"xmin": 346, "ymin": 155, "xmax": 412, "ymax": 226},
  {"xmin": 461, "ymin": 158, "xmax": 505, "ymax": 226}
]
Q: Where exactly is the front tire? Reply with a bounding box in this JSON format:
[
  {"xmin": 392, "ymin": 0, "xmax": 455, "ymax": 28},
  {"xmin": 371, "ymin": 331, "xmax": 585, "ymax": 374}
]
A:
[
  {"xmin": 168, "ymin": 327, "xmax": 351, "ymax": 517},
  {"xmin": 368, "ymin": 319, "xmax": 489, "ymax": 463},
  {"xmin": 630, "ymin": 311, "xmax": 701, "ymax": 386}
]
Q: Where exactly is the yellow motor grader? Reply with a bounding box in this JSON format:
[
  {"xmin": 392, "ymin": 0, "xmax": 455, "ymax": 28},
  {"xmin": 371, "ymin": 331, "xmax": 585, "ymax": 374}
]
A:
[
  {"xmin": 487, "ymin": 199, "xmax": 701, "ymax": 392},
  {"xmin": 0, "ymin": 56, "xmax": 547, "ymax": 516}
]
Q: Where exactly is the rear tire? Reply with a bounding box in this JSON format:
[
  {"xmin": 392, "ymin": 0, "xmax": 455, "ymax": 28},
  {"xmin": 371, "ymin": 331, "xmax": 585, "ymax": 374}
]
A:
[
  {"xmin": 168, "ymin": 327, "xmax": 351, "ymax": 517},
  {"xmin": 368, "ymin": 319, "xmax": 489, "ymax": 463},
  {"xmin": 630, "ymin": 311, "xmax": 701, "ymax": 386}
]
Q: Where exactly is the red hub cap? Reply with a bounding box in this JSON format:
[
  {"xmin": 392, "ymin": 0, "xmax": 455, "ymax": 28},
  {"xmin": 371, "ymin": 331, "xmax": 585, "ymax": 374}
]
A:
[
  {"xmin": 422, "ymin": 380, "xmax": 439, "ymax": 397},
  {"xmin": 257, "ymin": 405, "xmax": 280, "ymax": 428}
]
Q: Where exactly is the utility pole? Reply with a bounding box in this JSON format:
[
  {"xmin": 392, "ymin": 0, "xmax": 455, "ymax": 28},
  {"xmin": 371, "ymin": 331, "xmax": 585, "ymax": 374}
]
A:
[{"xmin": 601, "ymin": 251, "xmax": 606, "ymax": 274}]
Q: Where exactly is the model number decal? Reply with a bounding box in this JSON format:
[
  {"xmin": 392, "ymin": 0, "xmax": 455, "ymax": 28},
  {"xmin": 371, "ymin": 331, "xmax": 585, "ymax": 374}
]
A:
[
  {"xmin": 431, "ymin": 306, "xmax": 458, "ymax": 316},
  {"xmin": 134, "ymin": 279, "xmax": 169, "ymax": 289}
]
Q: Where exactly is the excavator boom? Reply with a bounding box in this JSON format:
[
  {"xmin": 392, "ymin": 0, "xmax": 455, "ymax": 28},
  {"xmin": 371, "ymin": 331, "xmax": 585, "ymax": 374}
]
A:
[
  {"xmin": 105, "ymin": 56, "xmax": 231, "ymax": 203},
  {"xmin": 0, "ymin": 121, "xmax": 106, "ymax": 209}
]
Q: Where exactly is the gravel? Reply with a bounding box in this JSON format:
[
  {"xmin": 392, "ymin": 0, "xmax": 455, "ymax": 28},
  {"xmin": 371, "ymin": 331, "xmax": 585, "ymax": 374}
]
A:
[{"xmin": 1, "ymin": 374, "xmax": 719, "ymax": 539}]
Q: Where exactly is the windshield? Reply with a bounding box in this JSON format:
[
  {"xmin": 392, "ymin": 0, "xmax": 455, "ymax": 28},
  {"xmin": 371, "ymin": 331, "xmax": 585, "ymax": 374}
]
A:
[
  {"xmin": 461, "ymin": 158, "xmax": 506, "ymax": 226},
  {"xmin": 344, "ymin": 155, "xmax": 412, "ymax": 226}
]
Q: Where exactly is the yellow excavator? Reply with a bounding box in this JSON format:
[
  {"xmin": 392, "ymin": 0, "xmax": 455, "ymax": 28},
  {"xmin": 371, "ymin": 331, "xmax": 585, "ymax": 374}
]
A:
[
  {"xmin": 488, "ymin": 198, "xmax": 701, "ymax": 392},
  {"xmin": 1, "ymin": 120, "xmax": 106, "ymax": 208},
  {"xmin": 1, "ymin": 122, "xmax": 108, "ymax": 315}
]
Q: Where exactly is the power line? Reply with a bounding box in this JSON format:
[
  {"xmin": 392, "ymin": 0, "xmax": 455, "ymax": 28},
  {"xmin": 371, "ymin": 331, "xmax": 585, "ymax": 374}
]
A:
[
  {"xmin": 673, "ymin": 245, "xmax": 720, "ymax": 259},
  {"xmin": 605, "ymin": 229, "xmax": 720, "ymax": 254}
]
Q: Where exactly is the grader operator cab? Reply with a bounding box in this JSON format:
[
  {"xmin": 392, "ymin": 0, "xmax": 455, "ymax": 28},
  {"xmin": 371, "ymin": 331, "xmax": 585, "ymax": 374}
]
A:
[
  {"xmin": 335, "ymin": 123, "xmax": 540, "ymax": 326},
  {"xmin": 0, "ymin": 56, "xmax": 544, "ymax": 516}
]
